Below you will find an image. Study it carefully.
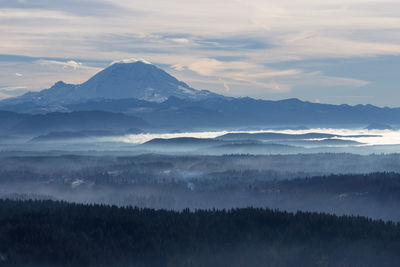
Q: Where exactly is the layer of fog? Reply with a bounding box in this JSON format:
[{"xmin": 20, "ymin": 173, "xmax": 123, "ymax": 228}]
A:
[
  {"xmin": 2, "ymin": 128, "xmax": 400, "ymax": 155},
  {"xmin": 117, "ymin": 128, "xmax": 400, "ymax": 146}
]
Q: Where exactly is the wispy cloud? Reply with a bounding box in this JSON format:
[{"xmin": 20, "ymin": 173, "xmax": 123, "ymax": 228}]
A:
[
  {"xmin": 37, "ymin": 60, "xmax": 84, "ymax": 70},
  {"xmin": 0, "ymin": 59, "xmax": 102, "ymax": 98},
  {"xmin": 0, "ymin": 86, "xmax": 29, "ymax": 98},
  {"xmin": 219, "ymin": 78, "xmax": 231, "ymax": 92}
]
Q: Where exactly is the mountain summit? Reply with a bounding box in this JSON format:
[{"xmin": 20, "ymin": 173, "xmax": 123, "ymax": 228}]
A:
[
  {"xmin": 2, "ymin": 61, "xmax": 220, "ymax": 106},
  {"xmin": 74, "ymin": 61, "xmax": 219, "ymax": 102}
]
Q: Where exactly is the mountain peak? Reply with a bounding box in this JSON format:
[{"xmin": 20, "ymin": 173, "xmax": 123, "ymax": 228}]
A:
[
  {"xmin": 110, "ymin": 58, "xmax": 152, "ymax": 65},
  {"xmin": 78, "ymin": 61, "xmax": 218, "ymax": 102},
  {"xmin": 2, "ymin": 60, "xmax": 222, "ymax": 106},
  {"xmin": 54, "ymin": 81, "xmax": 66, "ymax": 86}
]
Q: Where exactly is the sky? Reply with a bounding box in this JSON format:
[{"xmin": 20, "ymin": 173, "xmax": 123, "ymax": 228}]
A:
[{"xmin": 0, "ymin": 0, "xmax": 399, "ymax": 106}]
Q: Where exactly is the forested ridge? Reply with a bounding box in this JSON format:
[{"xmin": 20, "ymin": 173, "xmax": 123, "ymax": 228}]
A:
[{"xmin": 1, "ymin": 200, "xmax": 400, "ymax": 266}]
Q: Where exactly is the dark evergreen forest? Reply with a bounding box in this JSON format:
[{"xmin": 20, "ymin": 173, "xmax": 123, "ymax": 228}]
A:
[{"xmin": 1, "ymin": 200, "xmax": 400, "ymax": 267}]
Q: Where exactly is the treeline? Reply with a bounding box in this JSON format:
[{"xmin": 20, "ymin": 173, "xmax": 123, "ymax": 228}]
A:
[
  {"xmin": 3, "ymin": 153, "xmax": 400, "ymax": 184},
  {"xmin": 3, "ymin": 168, "xmax": 400, "ymax": 220},
  {"xmin": 2, "ymin": 153, "xmax": 400, "ymax": 177},
  {"xmin": 1, "ymin": 200, "xmax": 400, "ymax": 266}
]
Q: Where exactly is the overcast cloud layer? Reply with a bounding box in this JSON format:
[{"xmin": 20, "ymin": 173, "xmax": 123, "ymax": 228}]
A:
[{"xmin": 0, "ymin": 0, "xmax": 399, "ymax": 106}]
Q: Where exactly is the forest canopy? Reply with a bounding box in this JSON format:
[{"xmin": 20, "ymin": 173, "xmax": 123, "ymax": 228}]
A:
[{"xmin": 0, "ymin": 200, "xmax": 400, "ymax": 267}]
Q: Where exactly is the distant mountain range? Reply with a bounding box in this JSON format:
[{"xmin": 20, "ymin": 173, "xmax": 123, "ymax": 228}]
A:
[
  {"xmin": 65, "ymin": 97, "xmax": 400, "ymax": 129},
  {"xmin": 364, "ymin": 123, "xmax": 393, "ymax": 130},
  {"xmin": 0, "ymin": 110, "xmax": 149, "ymax": 136},
  {"xmin": 1, "ymin": 60, "xmax": 400, "ymax": 133}
]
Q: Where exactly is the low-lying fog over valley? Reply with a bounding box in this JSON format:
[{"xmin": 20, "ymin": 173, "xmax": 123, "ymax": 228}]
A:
[
  {"xmin": 121, "ymin": 128, "xmax": 400, "ymax": 145},
  {"xmin": 3, "ymin": 127, "xmax": 400, "ymax": 155},
  {"xmin": 2, "ymin": 151, "xmax": 400, "ymax": 221}
]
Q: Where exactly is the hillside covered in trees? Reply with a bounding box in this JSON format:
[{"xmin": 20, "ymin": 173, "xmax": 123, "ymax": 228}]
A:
[{"xmin": 0, "ymin": 200, "xmax": 400, "ymax": 267}]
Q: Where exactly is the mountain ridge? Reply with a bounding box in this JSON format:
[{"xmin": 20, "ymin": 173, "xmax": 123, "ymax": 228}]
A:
[{"xmin": 0, "ymin": 110, "xmax": 150, "ymax": 135}]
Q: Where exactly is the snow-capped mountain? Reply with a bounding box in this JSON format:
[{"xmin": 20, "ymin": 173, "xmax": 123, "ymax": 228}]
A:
[{"xmin": 1, "ymin": 60, "xmax": 220, "ymax": 106}]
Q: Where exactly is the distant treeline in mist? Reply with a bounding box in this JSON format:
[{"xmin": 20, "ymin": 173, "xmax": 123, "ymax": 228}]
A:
[
  {"xmin": 2, "ymin": 154, "xmax": 400, "ymax": 220},
  {"xmin": 2, "ymin": 153, "xmax": 400, "ymax": 176},
  {"xmin": 1, "ymin": 200, "xmax": 400, "ymax": 267}
]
